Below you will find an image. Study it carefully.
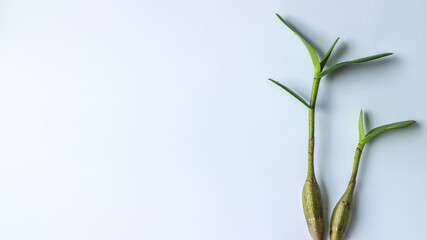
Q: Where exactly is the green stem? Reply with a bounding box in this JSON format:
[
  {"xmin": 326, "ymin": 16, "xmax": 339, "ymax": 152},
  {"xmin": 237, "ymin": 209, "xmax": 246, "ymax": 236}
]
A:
[
  {"xmin": 307, "ymin": 77, "xmax": 321, "ymax": 180},
  {"xmin": 348, "ymin": 142, "xmax": 365, "ymax": 191}
]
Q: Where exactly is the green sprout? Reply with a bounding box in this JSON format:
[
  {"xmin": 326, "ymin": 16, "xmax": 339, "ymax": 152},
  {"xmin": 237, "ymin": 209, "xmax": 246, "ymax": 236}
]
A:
[
  {"xmin": 329, "ymin": 111, "xmax": 415, "ymax": 240},
  {"xmin": 269, "ymin": 14, "xmax": 393, "ymax": 240}
]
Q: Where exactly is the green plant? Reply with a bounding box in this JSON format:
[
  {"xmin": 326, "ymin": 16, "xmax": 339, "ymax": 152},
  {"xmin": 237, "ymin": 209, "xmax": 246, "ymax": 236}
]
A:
[
  {"xmin": 329, "ymin": 111, "xmax": 415, "ymax": 240},
  {"xmin": 269, "ymin": 14, "xmax": 392, "ymax": 240}
]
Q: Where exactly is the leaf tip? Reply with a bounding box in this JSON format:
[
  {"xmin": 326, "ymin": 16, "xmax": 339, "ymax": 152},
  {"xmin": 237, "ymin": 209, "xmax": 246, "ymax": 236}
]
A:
[
  {"xmin": 275, "ymin": 13, "xmax": 284, "ymax": 20},
  {"xmin": 332, "ymin": 37, "xmax": 340, "ymax": 47},
  {"xmin": 379, "ymin": 53, "xmax": 393, "ymax": 58}
]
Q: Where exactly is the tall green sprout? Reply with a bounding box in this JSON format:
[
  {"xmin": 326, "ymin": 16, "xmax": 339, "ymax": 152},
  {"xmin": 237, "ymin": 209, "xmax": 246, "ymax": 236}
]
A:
[
  {"xmin": 330, "ymin": 111, "xmax": 415, "ymax": 240},
  {"xmin": 269, "ymin": 14, "xmax": 392, "ymax": 240}
]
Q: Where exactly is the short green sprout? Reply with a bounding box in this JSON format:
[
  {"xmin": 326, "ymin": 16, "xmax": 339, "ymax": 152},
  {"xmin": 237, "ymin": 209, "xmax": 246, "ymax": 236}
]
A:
[{"xmin": 329, "ymin": 110, "xmax": 416, "ymax": 240}]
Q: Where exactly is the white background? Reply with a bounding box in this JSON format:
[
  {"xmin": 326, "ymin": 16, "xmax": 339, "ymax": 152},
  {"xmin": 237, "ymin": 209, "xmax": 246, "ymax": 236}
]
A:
[{"xmin": 0, "ymin": 0, "xmax": 426, "ymax": 239}]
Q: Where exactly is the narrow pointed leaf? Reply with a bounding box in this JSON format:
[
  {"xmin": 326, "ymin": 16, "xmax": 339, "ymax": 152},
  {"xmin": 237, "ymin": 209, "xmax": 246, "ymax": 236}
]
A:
[
  {"xmin": 268, "ymin": 78, "xmax": 311, "ymax": 108},
  {"xmin": 276, "ymin": 14, "xmax": 321, "ymax": 73},
  {"xmin": 363, "ymin": 120, "xmax": 416, "ymax": 143},
  {"xmin": 319, "ymin": 53, "xmax": 393, "ymax": 77},
  {"xmin": 320, "ymin": 37, "xmax": 339, "ymax": 70},
  {"xmin": 358, "ymin": 109, "xmax": 366, "ymax": 142}
]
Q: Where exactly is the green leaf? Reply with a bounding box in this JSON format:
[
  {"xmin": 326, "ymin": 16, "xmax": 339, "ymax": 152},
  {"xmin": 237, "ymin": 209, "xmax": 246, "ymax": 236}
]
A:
[
  {"xmin": 358, "ymin": 109, "xmax": 366, "ymax": 142},
  {"xmin": 319, "ymin": 53, "xmax": 393, "ymax": 77},
  {"xmin": 276, "ymin": 14, "xmax": 321, "ymax": 73},
  {"xmin": 363, "ymin": 120, "xmax": 416, "ymax": 143},
  {"xmin": 320, "ymin": 37, "xmax": 340, "ymax": 70},
  {"xmin": 268, "ymin": 78, "xmax": 311, "ymax": 108}
]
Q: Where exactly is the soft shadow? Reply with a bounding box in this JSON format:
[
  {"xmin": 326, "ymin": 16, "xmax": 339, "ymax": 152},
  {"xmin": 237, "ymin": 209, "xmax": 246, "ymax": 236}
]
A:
[
  {"xmin": 281, "ymin": 17, "xmax": 330, "ymax": 59},
  {"xmin": 325, "ymin": 43, "xmax": 348, "ymax": 66},
  {"xmin": 363, "ymin": 109, "xmax": 372, "ymax": 132},
  {"xmin": 315, "ymin": 87, "xmax": 331, "ymax": 176},
  {"xmin": 315, "ymin": 85, "xmax": 333, "ymax": 239},
  {"xmin": 317, "ymin": 178, "xmax": 329, "ymax": 240}
]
